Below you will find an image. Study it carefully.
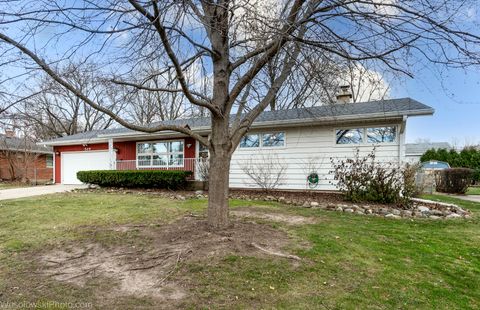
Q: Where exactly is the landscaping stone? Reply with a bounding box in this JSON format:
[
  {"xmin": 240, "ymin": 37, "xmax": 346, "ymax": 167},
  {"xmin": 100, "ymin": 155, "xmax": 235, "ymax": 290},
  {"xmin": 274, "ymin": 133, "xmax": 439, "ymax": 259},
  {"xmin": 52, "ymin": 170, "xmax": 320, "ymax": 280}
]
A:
[
  {"xmin": 446, "ymin": 213, "xmax": 461, "ymax": 219},
  {"xmin": 379, "ymin": 208, "xmax": 389, "ymax": 215},
  {"xmin": 417, "ymin": 206, "xmax": 430, "ymax": 213},
  {"xmin": 401, "ymin": 210, "xmax": 413, "ymax": 217},
  {"xmin": 99, "ymin": 188, "xmax": 470, "ymax": 221},
  {"xmin": 327, "ymin": 203, "xmax": 337, "ymax": 209},
  {"xmin": 385, "ymin": 214, "xmax": 401, "ymax": 219},
  {"xmin": 430, "ymin": 210, "xmax": 444, "ymax": 216}
]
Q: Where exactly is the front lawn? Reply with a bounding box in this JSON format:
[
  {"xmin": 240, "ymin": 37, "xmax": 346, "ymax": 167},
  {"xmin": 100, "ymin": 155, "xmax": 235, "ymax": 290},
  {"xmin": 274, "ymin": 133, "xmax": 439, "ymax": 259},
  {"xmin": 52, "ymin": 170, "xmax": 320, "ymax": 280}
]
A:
[
  {"xmin": 0, "ymin": 192, "xmax": 479, "ymax": 309},
  {"xmin": 0, "ymin": 181, "xmax": 31, "ymax": 190},
  {"xmin": 466, "ymin": 187, "xmax": 480, "ymax": 195}
]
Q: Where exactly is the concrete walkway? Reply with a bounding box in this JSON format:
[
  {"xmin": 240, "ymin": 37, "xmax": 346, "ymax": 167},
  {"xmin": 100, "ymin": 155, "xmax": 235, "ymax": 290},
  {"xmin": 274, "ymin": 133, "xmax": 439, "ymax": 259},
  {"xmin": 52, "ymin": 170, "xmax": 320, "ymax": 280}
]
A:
[{"xmin": 0, "ymin": 184, "xmax": 87, "ymax": 201}]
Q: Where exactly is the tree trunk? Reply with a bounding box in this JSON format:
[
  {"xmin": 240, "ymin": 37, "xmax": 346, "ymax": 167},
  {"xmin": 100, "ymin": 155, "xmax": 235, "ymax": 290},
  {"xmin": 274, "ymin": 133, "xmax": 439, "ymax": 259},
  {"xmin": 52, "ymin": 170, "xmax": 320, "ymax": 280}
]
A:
[{"xmin": 207, "ymin": 150, "xmax": 231, "ymax": 229}]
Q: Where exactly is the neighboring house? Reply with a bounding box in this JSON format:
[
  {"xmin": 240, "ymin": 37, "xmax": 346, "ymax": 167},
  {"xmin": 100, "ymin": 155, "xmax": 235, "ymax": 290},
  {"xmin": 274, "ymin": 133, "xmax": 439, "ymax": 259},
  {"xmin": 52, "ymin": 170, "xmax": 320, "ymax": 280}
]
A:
[
  {"xmin": 0, "ymin": 131, "xmax": 54, "ymax": 182},
  {"xmin": 40, "ymin": 98, "xmax": 434, "ymax": 190},
  {"xmin": 405, "ymin": 142, "xmax": 451, "ymax": 163}
]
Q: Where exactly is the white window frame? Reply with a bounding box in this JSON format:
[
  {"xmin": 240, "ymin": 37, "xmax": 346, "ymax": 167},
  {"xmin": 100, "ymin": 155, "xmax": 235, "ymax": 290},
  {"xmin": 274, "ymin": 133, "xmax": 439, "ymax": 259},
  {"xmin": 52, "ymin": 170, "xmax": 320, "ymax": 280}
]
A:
[
  {"xmin": 46, "ymin": 154, "xmax": 54, "ymax": 168},
  {"xmin": 239, "ymin": 131, "xmax": 286, "ymax": 149},
  {"xmin": 196, "ymin": 140, "xmax": 210, "ymax": 158},
  {"xmin": 334, "ymin": 125, "xmax": 398, "ymax": 147},
  {"xmin": 136, "ymin": 139, "xmax": 184, "ymax": 168}
]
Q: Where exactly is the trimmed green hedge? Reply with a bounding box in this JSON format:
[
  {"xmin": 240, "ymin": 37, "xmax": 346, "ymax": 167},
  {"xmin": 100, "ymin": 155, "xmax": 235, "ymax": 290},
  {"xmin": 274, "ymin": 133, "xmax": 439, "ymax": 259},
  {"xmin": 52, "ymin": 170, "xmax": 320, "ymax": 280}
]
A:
[{"xmin": 77, "ymin": 170, "xmax": 193, "ymax": 189}]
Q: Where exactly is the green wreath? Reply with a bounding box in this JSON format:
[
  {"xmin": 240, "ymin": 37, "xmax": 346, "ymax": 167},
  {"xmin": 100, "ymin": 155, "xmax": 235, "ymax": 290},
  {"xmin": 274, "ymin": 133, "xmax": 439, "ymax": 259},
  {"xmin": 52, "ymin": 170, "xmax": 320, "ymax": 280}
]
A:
[{"xmin": 307, "ymin": 172, "xmax": 319, "ymax": 188}]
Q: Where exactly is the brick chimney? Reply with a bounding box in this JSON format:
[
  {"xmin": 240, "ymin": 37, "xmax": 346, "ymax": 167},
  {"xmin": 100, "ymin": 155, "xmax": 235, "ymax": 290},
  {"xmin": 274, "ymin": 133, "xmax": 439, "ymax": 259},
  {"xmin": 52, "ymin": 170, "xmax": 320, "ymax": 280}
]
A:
[
  {"xmin": 5, "ymin": 129, "xmax": 15, "ymax": 138},
  {"xmin": 336, "ymin": 85, "xmax": 353, "ymax": 104}
]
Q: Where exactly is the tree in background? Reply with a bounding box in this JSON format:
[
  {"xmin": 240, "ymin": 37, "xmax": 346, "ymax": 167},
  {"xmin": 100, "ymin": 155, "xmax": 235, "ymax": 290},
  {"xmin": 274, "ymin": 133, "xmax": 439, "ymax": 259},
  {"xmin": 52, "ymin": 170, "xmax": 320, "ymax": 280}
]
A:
[
  {"xmin": 1, "ymin": 1, "xmax": 480, "ymax": 228},
  {"xmin": 421, "ymin": 147, "xmax": 480, "ymax": 183}
]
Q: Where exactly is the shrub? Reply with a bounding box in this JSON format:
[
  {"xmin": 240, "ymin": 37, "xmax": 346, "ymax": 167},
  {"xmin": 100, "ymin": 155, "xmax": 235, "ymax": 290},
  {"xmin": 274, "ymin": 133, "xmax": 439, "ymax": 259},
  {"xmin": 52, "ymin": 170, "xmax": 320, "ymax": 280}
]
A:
[
  {"xmin": 400, "ymin": 163, "xmax": 423, "ymax": 206},
  {"xmin": 331, "ymin": 149, "xmax": 419, "ymax": 207},
  {"xmin": 77, "ymin": 170, "xmax": 193, "ymax": 189},
  {"xmin": 435, "ymin": 168, "xmax": 474, "ymax": 194},
  {"xmin": 240, "ymin": 154, "xmax": 288, "ymax": 192}
]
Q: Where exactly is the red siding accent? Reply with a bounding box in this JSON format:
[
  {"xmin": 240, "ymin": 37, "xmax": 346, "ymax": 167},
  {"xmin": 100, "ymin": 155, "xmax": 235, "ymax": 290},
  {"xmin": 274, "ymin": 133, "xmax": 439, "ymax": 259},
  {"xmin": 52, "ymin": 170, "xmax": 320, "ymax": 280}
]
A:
[
  {"xmin": 54, "ymin": 138, "xmax": 197, "ymax": 183},
  {"xmin": 185, "ymin": 137, "xmax": 196, "ymax": 159}
]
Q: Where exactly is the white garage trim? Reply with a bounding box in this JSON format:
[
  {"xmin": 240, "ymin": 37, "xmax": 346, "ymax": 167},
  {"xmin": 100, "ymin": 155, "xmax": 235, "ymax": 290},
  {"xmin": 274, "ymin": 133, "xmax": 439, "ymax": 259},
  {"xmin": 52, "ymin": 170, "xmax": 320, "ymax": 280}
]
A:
[{"xmin": 61, "ymin": 150, "xmax": 113, "ymax": 184}]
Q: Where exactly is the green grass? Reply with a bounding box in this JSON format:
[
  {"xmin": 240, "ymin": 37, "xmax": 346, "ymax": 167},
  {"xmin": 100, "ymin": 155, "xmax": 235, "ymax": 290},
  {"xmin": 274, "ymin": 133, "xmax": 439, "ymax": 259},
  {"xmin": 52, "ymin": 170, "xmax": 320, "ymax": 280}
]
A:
[
  {"xmin": 0, "ymin": 192, "xmax": 479, "ymax": 309},
  {"xmin": 0, "ymin": 182, "xmax": 31, "ymax": 190},
  {"xmin": 466, "ymin": 187, "xmax": 480, "ymax": 195}
]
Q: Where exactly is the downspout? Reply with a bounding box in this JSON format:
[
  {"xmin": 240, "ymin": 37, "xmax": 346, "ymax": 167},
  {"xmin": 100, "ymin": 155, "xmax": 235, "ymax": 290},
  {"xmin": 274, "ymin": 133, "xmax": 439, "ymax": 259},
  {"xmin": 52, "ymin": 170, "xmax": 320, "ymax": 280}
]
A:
[
  {"xmin": 108, "ymin": 138, "xmax": 115, "ymax": 170},
  {"xmin": 399, "ymin": 115, "xmax": 408, "ymax": 165}
]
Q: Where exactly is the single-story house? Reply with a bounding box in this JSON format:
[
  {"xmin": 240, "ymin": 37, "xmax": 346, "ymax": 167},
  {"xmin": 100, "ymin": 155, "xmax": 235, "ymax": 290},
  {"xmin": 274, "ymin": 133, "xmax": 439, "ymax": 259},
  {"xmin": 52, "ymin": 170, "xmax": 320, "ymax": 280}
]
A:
[
  {"xmin": 405, "ymin": 142, "xmax": 451, "ymax": 163},
  {"xmin": 40, "ymin": 98, "xmax": 434, "ymax": 190},
  {"xmin": 0, "ymin": 131, "xmax": 54, "ymax": 182}
]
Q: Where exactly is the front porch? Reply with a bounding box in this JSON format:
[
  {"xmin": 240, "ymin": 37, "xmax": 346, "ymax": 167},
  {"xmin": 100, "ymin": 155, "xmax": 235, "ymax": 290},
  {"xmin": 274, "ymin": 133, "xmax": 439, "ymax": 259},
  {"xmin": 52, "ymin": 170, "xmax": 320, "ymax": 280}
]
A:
[
  {"xmin": 115, "ymin": 158, "xmax": 207, "ymax": 180},
  {"xmin": 101, "ymin": 134, "xmax": 208, "ymax": 181}
]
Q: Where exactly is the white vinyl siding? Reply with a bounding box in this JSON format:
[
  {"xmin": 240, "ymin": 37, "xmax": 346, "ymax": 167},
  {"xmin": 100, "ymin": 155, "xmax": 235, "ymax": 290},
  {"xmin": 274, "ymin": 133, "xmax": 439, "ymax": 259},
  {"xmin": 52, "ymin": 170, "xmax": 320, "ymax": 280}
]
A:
[{"xmin": 230, "ymin": 123, "xmax": 402, "ymax": 190}]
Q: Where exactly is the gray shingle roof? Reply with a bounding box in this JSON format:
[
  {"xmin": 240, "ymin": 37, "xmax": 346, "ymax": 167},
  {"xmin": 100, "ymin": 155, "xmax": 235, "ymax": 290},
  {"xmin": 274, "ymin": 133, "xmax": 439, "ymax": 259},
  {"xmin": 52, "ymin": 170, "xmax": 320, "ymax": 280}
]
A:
[
  {"xmin": 405, "ymin": 142, "xmax": 451, "ymax": 155},
  {"xmin": 0, "ymin": 134, "xmax": 52, "ymax": 153},
  {"xmin": 42, "ymin": 98, "xmax": 433, "ymax": 145}
]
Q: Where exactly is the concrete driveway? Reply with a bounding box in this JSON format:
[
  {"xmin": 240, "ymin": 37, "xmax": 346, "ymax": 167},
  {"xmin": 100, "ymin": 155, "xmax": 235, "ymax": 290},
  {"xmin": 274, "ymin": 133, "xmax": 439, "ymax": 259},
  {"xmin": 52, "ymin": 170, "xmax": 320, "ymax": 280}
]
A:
[{"xmin": 0, "ymin": 184, "xmax": 87, "ymax": 201}]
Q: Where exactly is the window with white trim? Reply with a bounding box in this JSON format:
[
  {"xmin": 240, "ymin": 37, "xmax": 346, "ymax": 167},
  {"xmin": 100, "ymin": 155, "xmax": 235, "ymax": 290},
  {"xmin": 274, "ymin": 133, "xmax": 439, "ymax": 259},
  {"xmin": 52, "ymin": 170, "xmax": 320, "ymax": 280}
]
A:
[
  {"xmin": 262, "ymin": 132, "xmax": 285, "ymax": 147},
  {"xmin": 336, "ymin": 126, "xmax": 397, "ymax": 145},
  {"xmin": 137, "ymin": 140, "xmax": 184, "ymax": 167},
  {"xmin": 46, "ymin": 154, "xmax": 53, "ymax": 168},
  {"xmin": 336, "ymin": 129, "xmax": 364, "ymax": 144},
  {"xmin": 240, "ymin": 134, "xmax": 260, "ymax": 148},
  {"xmin": 239, "ymin": 132, "xmax": 285, "ymax": 148},
  {"xmin": 367, "ymin": 127, "xmax": 396, "ymax": 143}
]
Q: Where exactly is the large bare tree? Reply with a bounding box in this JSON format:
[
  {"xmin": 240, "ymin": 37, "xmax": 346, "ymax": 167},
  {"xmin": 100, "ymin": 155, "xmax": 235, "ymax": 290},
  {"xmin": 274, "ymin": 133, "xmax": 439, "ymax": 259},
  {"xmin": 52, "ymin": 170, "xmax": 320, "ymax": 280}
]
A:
[
  {"xmin": 15, "ymin": 63, "xmax": 124, "ymax": 140},
  {"xmin": 0, "ymin": 0, "xmax": 479, "ymax": 228}
]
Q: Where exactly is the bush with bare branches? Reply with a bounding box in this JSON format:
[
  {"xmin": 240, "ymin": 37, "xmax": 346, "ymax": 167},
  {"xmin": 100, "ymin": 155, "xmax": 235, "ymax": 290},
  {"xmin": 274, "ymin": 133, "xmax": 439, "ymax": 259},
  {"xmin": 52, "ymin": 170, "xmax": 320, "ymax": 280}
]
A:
[{"xmin": 241, "ymin": 154, "xmax": 288, "ymax": 192}]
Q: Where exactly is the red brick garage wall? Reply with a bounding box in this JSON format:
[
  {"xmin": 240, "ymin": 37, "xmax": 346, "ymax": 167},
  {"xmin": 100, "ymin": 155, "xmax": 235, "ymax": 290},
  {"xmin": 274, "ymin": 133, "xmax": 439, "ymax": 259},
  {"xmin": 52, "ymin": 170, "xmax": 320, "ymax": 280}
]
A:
[{"xmin": 54, "ymin": 138, "xmax": 197, "ymax": 183}]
